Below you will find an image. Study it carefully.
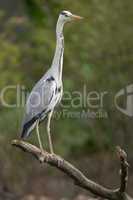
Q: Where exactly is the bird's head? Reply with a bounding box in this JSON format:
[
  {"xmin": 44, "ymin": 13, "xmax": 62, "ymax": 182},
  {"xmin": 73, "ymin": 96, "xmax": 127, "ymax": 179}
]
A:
[{"xmin": 59, "ymin": 10, "xmax": 83, "ymax": 23}]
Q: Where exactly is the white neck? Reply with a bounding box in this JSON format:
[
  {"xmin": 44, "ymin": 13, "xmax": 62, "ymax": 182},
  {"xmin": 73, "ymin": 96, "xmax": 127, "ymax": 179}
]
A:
[{"xmin": 51, "ymin": 19, "xmax": 65, "ymax": 83}]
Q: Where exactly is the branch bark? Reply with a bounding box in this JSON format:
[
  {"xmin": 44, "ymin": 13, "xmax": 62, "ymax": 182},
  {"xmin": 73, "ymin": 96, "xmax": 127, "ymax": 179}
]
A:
[
  {"xmin": 116, "ymin": 146, "xmax": 129, "ymax": 193},
  {"xmin": 12, "ymin": 140, "xmax": 132, "ymax": 200}
]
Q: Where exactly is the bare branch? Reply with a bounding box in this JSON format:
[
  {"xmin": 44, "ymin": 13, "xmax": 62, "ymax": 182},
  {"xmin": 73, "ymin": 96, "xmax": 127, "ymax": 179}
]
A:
[
  {"xmin": 116, "ymin": 146, "xmax": 129, "ymax": 193},
  {"xmin": 12, "ymin": 140, "xmax": 132, "ymax": 200}
]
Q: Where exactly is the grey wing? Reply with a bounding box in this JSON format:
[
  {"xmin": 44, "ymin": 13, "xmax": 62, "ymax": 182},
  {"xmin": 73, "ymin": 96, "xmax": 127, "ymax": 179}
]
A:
[
  {"xmin": 23, "ymin": 76, "xmax": 57, "ymax": 125},
  {"xmin": 56, "ymin": 85, "xmax": 63, "ymax": 107}
]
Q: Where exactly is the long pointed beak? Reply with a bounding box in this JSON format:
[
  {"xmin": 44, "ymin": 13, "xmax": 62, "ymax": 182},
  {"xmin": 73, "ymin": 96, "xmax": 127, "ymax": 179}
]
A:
[{"xmin": 71, "ymin": 14, "xmax": 83, "ymax": 20}]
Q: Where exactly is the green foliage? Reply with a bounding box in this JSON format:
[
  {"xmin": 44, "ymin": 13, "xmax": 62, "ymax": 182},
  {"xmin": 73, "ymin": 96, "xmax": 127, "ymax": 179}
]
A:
[{"xmin": 23, "ymin": 0, "xmax": 46, "ymax": 26}]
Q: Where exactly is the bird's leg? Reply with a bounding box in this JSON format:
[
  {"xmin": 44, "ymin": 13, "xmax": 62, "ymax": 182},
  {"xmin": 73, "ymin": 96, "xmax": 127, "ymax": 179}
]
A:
[
  {"xmin": 46, "ymin": 111, "xmax": 64, "ymax": 167},
  {"xmin": 36, "ymin": 120, "xmax": 43, "ymax": 153},
  {"xmin": 47, "ymin": 111, "xmax": 54, "ymax": 154}
]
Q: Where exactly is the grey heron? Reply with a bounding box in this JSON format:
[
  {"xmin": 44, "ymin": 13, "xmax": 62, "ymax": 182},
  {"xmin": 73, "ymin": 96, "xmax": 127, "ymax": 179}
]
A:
[{"xmin": 20, "ymin": 10, "xmax": 83, "ymax": 154}]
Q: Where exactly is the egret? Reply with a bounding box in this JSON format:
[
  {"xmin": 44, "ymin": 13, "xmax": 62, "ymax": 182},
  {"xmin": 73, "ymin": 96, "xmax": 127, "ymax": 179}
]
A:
[{"xmin": 21, "ymin": 11, "xmax": 83, "ymax": 154}]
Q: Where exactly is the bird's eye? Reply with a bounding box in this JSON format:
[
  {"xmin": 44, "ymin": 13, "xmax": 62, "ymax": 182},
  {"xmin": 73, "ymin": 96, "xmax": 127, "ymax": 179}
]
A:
[{"xmin": 61, "ymin": 11, "xmax": 68, "ymax": 17}]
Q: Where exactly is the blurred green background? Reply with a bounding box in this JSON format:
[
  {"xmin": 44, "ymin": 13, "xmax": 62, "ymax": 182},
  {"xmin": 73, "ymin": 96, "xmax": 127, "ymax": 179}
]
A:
[{"xmin": 0, "ymin": 0, "xmax": 133, "ymax": 199}]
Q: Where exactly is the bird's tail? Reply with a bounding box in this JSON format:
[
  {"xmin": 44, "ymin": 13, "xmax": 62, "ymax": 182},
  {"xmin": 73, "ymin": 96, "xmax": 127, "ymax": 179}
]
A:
[{"xmin": 21, "ymin": 117, "xmax": 37, "ymax": 139}]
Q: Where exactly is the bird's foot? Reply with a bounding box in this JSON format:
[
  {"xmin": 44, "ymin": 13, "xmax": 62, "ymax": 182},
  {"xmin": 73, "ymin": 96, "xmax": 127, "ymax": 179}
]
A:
[
  {"xmin": 44, "ymin": 153, "xmax": 64, "ymax": 167},
  {"xmin": 39, "ymin": 148, "xmax": 46, "ymax": 163},
  {"xmin": 39, "ymin": 155, "xmax": 45, "ymax": 163},
  {"xmin": 53, "ymin": 153, "xmax": 64, "ymax": 167}
]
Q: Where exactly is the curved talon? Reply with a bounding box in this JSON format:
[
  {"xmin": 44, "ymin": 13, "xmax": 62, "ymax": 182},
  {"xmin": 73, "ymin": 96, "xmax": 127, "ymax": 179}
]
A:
[
  {"xmin": 44, "ymin": 153, "xmax": 52, "ymax": 162},
  {"xmin": 39, "ymin": 155, "xmax": 45, "ymax": 163},
  {"xmin": 52, "ymin": 154, "xmax": 64, "ymax": 167},
  {"xmin": 57, "ymin": 158, "xmax": 64, "ymax": 167}
]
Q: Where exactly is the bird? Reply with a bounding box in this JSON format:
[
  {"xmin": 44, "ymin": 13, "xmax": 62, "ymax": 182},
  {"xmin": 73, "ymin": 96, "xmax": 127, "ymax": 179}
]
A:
[{"xmin": 20, "ymin": 10, "xmax": 83, "ymax": 154}]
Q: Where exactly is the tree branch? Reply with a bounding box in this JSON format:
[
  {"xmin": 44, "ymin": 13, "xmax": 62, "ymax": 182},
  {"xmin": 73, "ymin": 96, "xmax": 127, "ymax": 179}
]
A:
[
  {"xmin": 116, "ymin": 146, "xmax": 129, "ymax": 193},
  {"xmin": 11, "ymin": 140, "xmax": 132, "ymax": 200}
]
